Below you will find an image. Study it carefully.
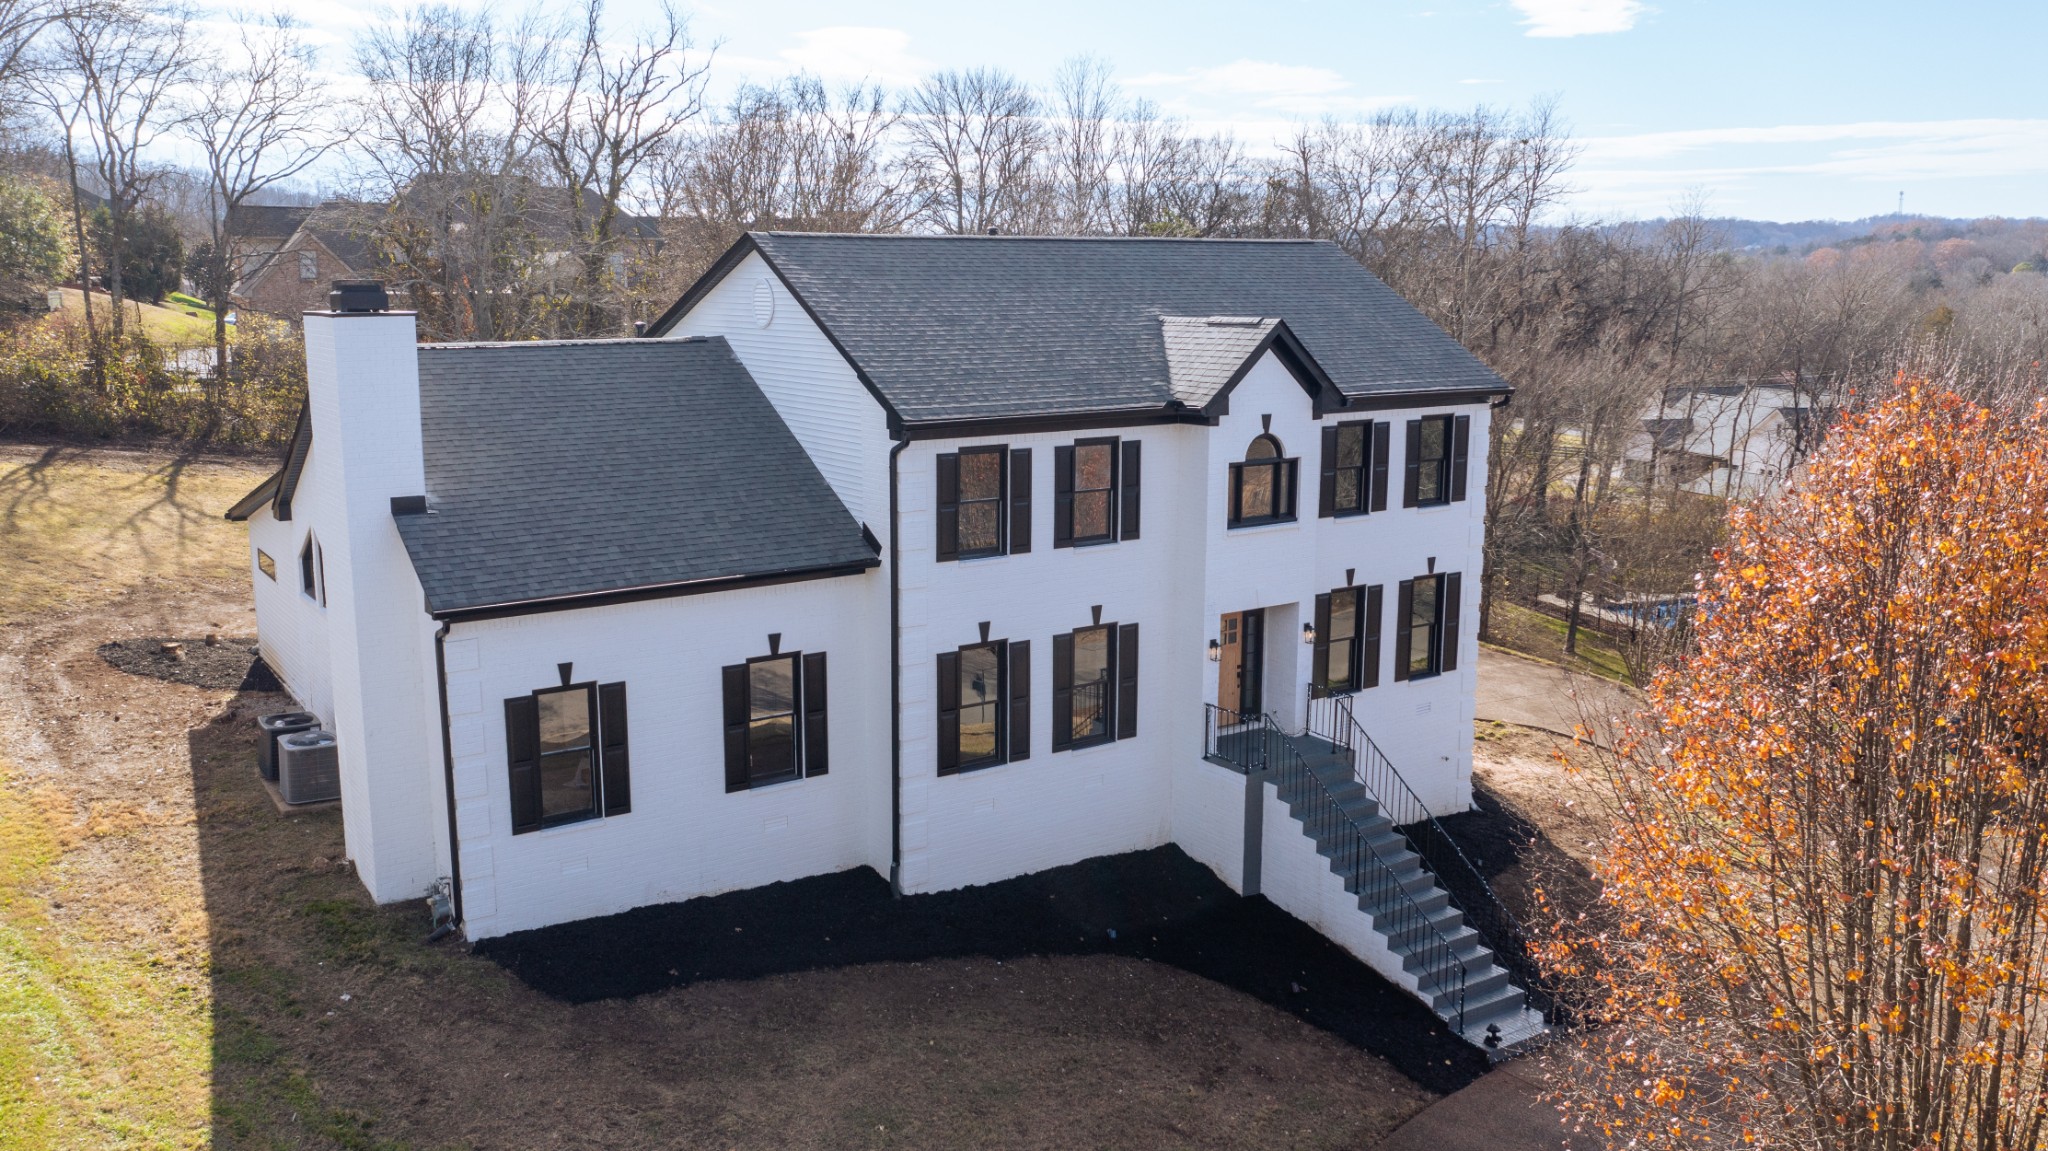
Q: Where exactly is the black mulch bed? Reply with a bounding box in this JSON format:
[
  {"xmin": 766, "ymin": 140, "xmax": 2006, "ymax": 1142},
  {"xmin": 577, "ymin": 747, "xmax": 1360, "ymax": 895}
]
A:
[
  {"xmin": 475, "ymin": 844, "xmax": 1491, "ymax": 1093},
  {"xmin": 98, "ymin": 637, "xmax": 282, "ymax": 692}
]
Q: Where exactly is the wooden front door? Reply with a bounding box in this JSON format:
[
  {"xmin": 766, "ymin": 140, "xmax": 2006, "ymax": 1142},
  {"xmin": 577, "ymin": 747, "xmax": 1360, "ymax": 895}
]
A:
[{"xmin": 1218, "ymin": 609, "xmax": 1264, "ymax": 717}]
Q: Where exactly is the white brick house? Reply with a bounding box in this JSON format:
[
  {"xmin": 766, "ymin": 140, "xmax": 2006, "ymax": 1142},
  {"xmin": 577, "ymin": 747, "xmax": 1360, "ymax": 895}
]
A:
[{"xmin": 227, "ymin": 235, "xmax": 1543, "ymax": 1052}]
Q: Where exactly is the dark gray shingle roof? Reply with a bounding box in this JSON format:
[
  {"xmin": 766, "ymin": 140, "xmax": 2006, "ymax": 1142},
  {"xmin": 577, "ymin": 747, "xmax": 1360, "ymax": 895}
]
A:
[
  {"xmin": 659, "ymin": 233, "xmax": 1507, "ymax": 425},
  {"xmin": 395, "ymin": 337, "xmax": 876, "ymax": 616}
]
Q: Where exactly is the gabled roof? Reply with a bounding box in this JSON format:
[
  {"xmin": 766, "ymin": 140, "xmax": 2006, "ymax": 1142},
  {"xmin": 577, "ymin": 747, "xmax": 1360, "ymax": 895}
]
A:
[
  {"xmin": 1160, "ymin": 316, "xmax": 1283, "ymax": 409},
  {"xmin": 227, "ymin": 203, "xmax": 314, "ymax": 241},
  {"xmin": 393, "ymin": 337, "xmax": 876, "ymax": 619},
  {"xmin": 224, "ymin": 404, "xmax": 309, "ymax": 522},
  {"xmin": 649, "ymin": 233, "xmax": 1511, "ymax": 430}
]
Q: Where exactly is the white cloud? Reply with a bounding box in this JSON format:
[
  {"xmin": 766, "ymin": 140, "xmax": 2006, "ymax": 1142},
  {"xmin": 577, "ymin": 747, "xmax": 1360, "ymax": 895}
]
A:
[
  {"xmin": 1128, "ymin": 59, "xmax": 1404, "ymax": 116},
  {"xmin": 775, "ymin": 26, "xmax": 931, "ymax": 86},
  {"xmin": 1510, "ymin": 0, "xmax": 1647, "ymax": 37},
  {"xmin": 1568, "ymin": 118, "xmax": 2048, "ymax": 218}
]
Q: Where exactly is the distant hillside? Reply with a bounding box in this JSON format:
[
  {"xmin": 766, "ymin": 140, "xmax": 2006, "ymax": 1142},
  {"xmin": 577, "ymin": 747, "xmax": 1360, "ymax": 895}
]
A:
[{"xmin": 1624, "ymin": 214, "xmax": 2048, "ymax": 255}]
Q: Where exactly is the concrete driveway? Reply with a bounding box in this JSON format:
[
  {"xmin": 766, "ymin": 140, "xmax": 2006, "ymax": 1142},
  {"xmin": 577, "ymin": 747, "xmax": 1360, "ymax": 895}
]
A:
[{"xmin": 1475, "ymin": 646, "xmax": 1639, "ymax": 738}]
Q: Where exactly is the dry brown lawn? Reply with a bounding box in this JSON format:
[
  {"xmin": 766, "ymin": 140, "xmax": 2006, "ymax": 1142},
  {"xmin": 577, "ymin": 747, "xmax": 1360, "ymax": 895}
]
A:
[{"xmin": 0, "ymin": 442, "xmax": 1437, "ymax": 1151}]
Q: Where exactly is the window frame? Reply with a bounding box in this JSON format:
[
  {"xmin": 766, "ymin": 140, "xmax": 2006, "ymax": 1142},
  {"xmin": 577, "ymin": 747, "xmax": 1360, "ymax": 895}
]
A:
[
  {"xmin": 723, "ymin": 650, "xmax": 828, "ymax": 793},
  {"xmin": 298, "ymin": 535, "xmax": 320, "ymax": 603},
  {"xmin": 1067, "ymin": 436, "xmax": 1119, "ymax": 547},
  {"xmin": 530, "ymin": 681, "xmax": 602, "ymax": 830},
  {"xmin": 953, "ymin": 640, "xmax": 1007, "ymax": 772},
  {"xmin": 1228, "ymin": 434, "xmax": 1300, "ymax": 528},
  {"xmin": 743, "ymin": 652, "xmax": 803, "ymax": 789},
  {"xmin": 1064, "ymin": 624, "xmax": 1117, "ymax": 750},
  {"xmin": 1407, "ymin": 576, "xmax": 1444, "ymax": 680},
  {"xmin": 1412, "ymin": 414, "xmax": 1454, "ymax": 508},
  {"xmin": 1327, "ymin": 586, "xmax": 1362, "ymax": 694},
  {"xmin": 1330, "ymin": 422, "xmax": 1370, "ymax": 517},
  {"xmin": 298, "ymin": 250, "xmax": 319, "ymax": 281},
  {"xmin": 256, "ymin": 548, "xmax": 276, "ymax": 581},
  {"xmin": 954, "ymin": 444, "xmax": 1008, "ymax": 560}
]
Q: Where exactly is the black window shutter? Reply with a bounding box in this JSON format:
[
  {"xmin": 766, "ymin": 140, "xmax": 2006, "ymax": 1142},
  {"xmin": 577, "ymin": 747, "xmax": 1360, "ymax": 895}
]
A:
[
  {"xmin": 599, "ymin": 682, "xmax": 630, "ymax": 816},
  {"xmin": 505, "ymin": 695, "xmax": 541, "ymax": 834},
  {"xmin": 1370, "ymin": 421, "xmax": 1391, "ymax": 512},
  {"xmin": 1116, "ymin": 623, "xmax": 1140, "ymax": 740},
  {"xmin": 1007, "ymin": 640, "xmax": 1031, "ymax": 762},
  {"xmin": 1318, "ymin": 424, "xmax": 1338, "ymax": 518},
  {"xmin": 721, "ymin": 663, "xmax": 750, "ymax": 792},
  {"xmin": 802, "ymin": 652, "xmax": 829, "ymax": 776},
  {"xmin": 1120, "ymin": 440, "xmax": 1142, "ymax": 540},
  {"xmin": 1450, "ymin": 414, "xmax": 1471, "ymax": 502},
  {"xmin": 1402, "ymin": 419, "xmax": 1423, "ymax": 508},
  {"xmin": 936, "ymin": 650, "xmax": 961, "ymax": 775},
  {"xmin": 1441, "ymin": 573, "xmax": 1463, "ymax": 673},
  {"xmin": 1363, "ymin": 584, "xmax": 1384, "ymax": 689},
  {"xmin": 936, "ymin": 453, "xmax": 960, "ymax": 561},
  {"xmin": 1009, "ymin": 448, "xmax": 1032, "ymax": 554},
  {"xmin": 1393, "ymin": 579, "xmax": 1415, "ymax": 682},
  {"xmin": 1310, "ymin": 592, "xmax": 1332, "ymax": 697},
  {"xmin": 1051, "ymin": 632, "xmax": 1074, "ymax": 751},
  {"xmin": 1053, "ymin": 445, "xmax": 1075, "ymax": 548}
]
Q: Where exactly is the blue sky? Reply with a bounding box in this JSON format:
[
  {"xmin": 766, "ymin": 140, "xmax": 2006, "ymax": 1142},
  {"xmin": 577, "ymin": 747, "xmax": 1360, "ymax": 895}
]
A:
[{"xmin": 252, "ymin": 0, "xmax": 2048, "ymax": 222}]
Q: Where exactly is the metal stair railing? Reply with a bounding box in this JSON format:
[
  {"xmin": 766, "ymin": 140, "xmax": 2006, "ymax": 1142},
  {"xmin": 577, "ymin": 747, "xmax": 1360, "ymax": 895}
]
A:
[
  {"xmin": 1302, "ymin": 689, "xmax": 1546, "ymax": 1017},
  {"xmin": 1204, "ymin": 704, "xmax": 1469, "ymax": 1032}
]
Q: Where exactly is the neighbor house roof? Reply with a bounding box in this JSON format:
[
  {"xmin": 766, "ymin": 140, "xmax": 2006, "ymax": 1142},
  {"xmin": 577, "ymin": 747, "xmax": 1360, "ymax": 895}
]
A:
[
  {"xmin": 392, "ymin": 336, "xmax": 877, "ymax": 618},
  {"xmin": 226, "ymin": 203, "xmax": 314, "ymax": 242},
  {"xmin": 649, "ymin": 233, "xmax": 1511, "ymax": 430}
]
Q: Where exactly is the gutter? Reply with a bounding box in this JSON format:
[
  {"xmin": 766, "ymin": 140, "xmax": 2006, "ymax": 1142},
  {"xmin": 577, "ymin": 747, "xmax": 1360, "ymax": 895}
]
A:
[
  {"xmin": 432, "ymin": 620, "xmax": 465, "ymax": 937},
  {"xmin": 429, "ymin": 557, "xmax": 881, "ymax": 624},
  {"xmin": 888, "ymin": 434, "xmax": 910, "ymax": 895}
]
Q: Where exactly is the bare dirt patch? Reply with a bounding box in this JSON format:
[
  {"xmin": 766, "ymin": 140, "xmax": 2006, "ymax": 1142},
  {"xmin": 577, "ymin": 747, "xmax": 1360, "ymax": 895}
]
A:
[
  {"xmin": 0, "ymin": 443, "xmax": 1445, "ymax": 1150},
  {"xmin": 97, "ymin": 637, "xmax": 277, "ymax": 692}
]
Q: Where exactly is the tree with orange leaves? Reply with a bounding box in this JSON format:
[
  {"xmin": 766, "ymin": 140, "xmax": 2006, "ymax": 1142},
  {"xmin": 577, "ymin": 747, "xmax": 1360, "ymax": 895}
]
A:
[{"xmin": 1544, "ymin": 385, "xmax": 2048, "ymax": 1149}]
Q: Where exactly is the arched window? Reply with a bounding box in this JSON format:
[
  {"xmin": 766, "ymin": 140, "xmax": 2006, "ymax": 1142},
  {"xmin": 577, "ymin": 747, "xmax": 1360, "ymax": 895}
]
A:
[{"xmin": 1229, "ymin": 433, "xmax": 1298, "ymax": 527}]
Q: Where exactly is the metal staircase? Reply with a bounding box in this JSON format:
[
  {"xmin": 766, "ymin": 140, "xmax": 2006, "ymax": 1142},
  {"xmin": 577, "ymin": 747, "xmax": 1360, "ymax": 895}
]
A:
[{"xmin": 1205, "ymin": 704, "xmax": 1549, "ymax": 1057}]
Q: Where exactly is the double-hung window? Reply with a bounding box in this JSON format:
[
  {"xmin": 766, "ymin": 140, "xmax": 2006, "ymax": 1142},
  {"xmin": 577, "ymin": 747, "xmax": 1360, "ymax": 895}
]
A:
[
  {"xmin": 722, "ymin": 650, "xmax": 829, "ymax": 791},
  {"xmin": 1312, "ymin": 584, "xmax": 1383, "ymax": 696},
  {"xmin": 504, "ymin": 680, "xmax": 631, "ymax": 833},
  {"xmin": 1319, "ymin": 420, "xmax": 1390, "ymax": 517},
  {"xmin": 937, "ymin": 638, "xmax": 1031, "ymax": 774},
  {"xmin": 1054, "ymin": 437, "xmax": 1141, "ymax": 547},
  {"xmin": 1053, "ymin": 621, "xmax": 1139, "ymax": 751},
  {"xmin": 1403, "ymin": 414, "xmax": 1471, "ymax": 508},
  {"xmin": 1228, "ymin": 435, "xmax": 1298, "ymax": 527},
  {"xmin": 937, "ymin": 446, "xmax": 1032, "ymax": 559},
  {"xmin": 1394, "ymin": 573, "xmax": 1463, "ymax": 682}
]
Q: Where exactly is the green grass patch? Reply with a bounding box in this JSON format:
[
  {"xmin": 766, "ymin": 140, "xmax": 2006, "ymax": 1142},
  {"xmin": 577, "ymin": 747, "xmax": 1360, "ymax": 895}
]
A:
[{"xmin": 1487, "ymin": 601, "xmax": 1632, "ymax": 682}]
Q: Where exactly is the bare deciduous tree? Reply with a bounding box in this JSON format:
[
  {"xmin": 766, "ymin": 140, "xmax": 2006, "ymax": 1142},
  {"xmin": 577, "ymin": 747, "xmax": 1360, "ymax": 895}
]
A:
[
  {"xmin": 180, "ymin": 9, "xmax": 334, "ymax": 421},
  {"xmin": 52, "ymin": 0, "xmax": 190, "ymax": 334},
  {"xmin": 900, "ymin": 67, "xmax": 1044, "ymax": 235}
]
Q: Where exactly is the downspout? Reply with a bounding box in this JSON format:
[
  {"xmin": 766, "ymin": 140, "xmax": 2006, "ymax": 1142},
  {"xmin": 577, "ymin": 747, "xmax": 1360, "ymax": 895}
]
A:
[
  {"xmin": 431, "ymin": 619, "xmax": 464, "ymax": 938},
  {"xmin": 888, "ymin": 434, "xmax": 910, "ymax": 895}
]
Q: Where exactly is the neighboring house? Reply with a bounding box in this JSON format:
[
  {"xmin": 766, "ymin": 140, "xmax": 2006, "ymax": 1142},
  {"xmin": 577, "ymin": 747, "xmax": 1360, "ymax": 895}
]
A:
[
  {"xmin": 1621, "ymin": 382, "xmax": 1830, "ymax": 499},
  {"xmin": 231, "ymin": 202, "xmax": 380, "ymax": 322},
  {"xmin": 225, "ymin": 233, "xmax": 1542, "ymax": 1053}
]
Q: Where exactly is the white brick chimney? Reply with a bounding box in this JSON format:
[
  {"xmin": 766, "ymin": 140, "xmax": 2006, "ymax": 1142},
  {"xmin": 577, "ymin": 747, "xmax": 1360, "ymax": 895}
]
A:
[{"xmin": 300, "ymin": 295, "xmax": 441, "ymax": 902}]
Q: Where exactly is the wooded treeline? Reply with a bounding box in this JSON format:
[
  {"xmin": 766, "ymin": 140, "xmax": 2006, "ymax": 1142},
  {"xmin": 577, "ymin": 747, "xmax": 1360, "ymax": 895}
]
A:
[{"xmin": 2, "ymin": 0, "xmax": 2046, "ymax": 658}]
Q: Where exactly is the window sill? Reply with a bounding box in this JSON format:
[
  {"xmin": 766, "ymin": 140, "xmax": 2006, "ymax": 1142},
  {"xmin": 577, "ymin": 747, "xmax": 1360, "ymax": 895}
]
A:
[
  {"xmin": 1057, "ymin": 735, "xmax": 1118, "ymax": 757},
  {"xmin": 1067, "ymin": 535, "xmax": 1118, "ymax": 549},
  {"xmin": 521, "ymin": 811, "xmax": 605, "ymax": 838},
  {"xmin": 1225, "ymin": 518, "xmax": 1300, "ymax": 535},
  {"xmin": 733, "ymin": 770, "xmax": 807, "ymax": 794},
  {"xmin": 942, "ymin": 757, "xmax": 1007, "ymax": 778}
]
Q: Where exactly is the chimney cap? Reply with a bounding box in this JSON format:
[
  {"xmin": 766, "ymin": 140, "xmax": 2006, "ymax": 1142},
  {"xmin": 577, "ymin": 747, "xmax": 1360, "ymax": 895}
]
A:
[{"xmin": 328, "ymin": 280, "xmax": 389, "ymax": 314}]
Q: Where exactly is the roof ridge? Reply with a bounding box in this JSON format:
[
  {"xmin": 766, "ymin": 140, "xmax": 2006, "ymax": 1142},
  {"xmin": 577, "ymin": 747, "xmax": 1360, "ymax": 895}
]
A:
[{"xmin": 755, "ymin": 231, "xmax": 1335, "ymax": 245}]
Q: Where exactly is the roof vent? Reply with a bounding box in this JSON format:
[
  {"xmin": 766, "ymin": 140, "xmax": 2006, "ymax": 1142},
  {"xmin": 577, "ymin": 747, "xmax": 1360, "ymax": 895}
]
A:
[
  {"xmin": 986, "ymin": 226, "xmax": 1000, "ymax": 236},
  {"xmin": 328, "ymin": 279, "xmax": 389, "ymax": 313}
]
